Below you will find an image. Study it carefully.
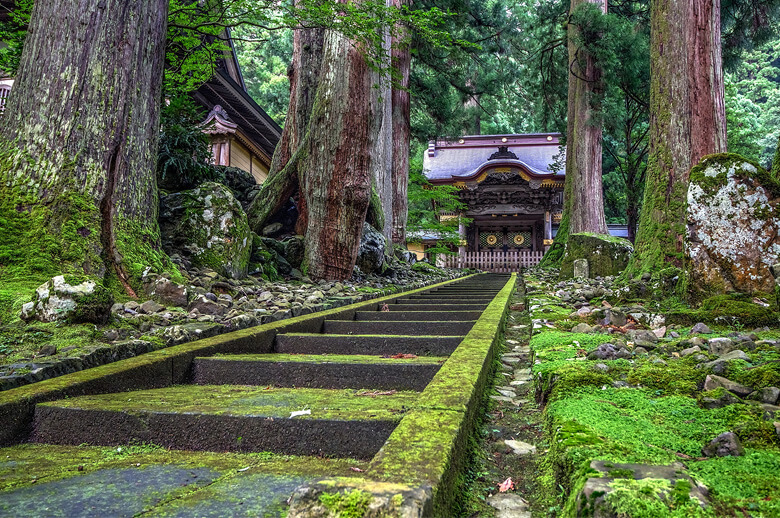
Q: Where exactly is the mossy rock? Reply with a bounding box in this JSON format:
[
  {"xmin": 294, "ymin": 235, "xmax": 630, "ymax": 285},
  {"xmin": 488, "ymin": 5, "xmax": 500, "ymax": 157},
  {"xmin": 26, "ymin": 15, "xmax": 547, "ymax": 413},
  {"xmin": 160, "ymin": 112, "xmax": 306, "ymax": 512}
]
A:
[
  {"xmin": 159, "ymin": 182, "xmax": 251, "ymax": 279},
  {"xmin": 687, "ymin": 153, "xmax": 780, "ymax": 295},
  {"xmin": 559, "ymin": 233, "xmax": 634, "ymax": 279}
]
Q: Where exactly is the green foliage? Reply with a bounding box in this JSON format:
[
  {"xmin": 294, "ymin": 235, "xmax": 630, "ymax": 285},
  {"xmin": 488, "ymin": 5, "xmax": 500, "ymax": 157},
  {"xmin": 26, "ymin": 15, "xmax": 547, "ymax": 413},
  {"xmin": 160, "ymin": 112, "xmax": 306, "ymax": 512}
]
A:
[
  {"xmin": 0, "ymin": 0, "xmax": 32, "ymax": 75},
  {"xmin": 318, "ymin": 490, "xmax": 372, "ymax": 518},
  {"xmin": 156, "ymin": 95, "xmax": 222, "ymax": 191}
]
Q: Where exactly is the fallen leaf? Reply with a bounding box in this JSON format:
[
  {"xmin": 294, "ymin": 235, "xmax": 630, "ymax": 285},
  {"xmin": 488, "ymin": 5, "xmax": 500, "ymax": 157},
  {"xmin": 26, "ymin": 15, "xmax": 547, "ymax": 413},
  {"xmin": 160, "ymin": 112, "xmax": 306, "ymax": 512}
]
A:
[
  {"xmin": 355, "ymin": 390, "xmax": 397, "ymax": 397},
  {"xmin": 350, "ymin": 467, "xmax": 364, "ymax": 472},
  {"xmin": 387, "ymin": 353, "xmax": 417, "ymax": 359},
  {"xmin": 498, "ymin": 477, "xmax": 514, "ymax": 492},
  {"xmin": 380, "ymin": 303, "xmax": 390, "ymax": 312},
  {"xmin": 290, "ymin": 409, "xmax": 311, "ymax": 418}
]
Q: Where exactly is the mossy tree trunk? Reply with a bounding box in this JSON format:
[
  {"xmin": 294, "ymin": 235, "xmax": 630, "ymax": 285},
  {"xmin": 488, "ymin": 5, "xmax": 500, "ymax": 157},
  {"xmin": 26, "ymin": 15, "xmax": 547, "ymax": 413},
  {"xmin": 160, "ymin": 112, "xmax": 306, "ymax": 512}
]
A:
[
  {"xmin": 300, "ymin": 30, "xmax": 380, "ymax": 279},
  {"xmin": 772, "ymin": 134, "xmax": 780, "ymax": 181},
  {"xmin": 0, "ymin": 0, "xmax": 169, "ymax": 294},
  {"xmin": 391, "ymin": 0, "xmax": 411, "ymax": 246},
  {"xmin": 539, "ymin": 0, "xmax": 607, "ymax": 268},
  {"xmin": 246, "ymin": 12, "xmax": 380, "ymax": 280},
  {"xmin": 628, "ymin": 0, "xmax": 726, "ymax": 275},
  {"xmin": 565, "ymin": 0, "xmax": 609, "ymax": 236},
  {"xmin": 246, "ymin": 27, "xmax": 324, "ymax": 235}
]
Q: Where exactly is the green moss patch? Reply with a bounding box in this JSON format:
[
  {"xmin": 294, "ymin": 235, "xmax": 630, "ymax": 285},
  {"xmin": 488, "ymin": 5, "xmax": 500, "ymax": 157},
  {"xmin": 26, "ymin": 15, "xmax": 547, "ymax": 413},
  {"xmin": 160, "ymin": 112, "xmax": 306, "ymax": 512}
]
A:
[
  {"xmin": 205, "ymin": 353, "xmax": 447, "ymax": 365},
  {"xmin": 39, "ymin": 385, "xmax": 419, "ymax": 421}
]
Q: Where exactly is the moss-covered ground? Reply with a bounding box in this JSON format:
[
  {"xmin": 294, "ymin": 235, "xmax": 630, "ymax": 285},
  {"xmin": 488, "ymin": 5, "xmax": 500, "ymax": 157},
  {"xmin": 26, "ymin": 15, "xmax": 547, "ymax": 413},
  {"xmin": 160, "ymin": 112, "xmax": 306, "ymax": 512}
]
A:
[
  {"xmin": 206, "ymin": 353, "xmax": 447, "ymax": 364},
  {"xmin": 523, "ymin": 268, "xmax": 780, "ymax": 517}
]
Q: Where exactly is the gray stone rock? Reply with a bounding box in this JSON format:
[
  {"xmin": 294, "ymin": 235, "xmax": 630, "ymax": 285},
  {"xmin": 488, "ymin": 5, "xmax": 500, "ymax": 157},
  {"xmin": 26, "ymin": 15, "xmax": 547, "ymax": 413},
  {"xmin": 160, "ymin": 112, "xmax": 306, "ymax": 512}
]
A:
[
  {"xmin": 748, "ymin": 387, "xmax": 780, "ymax": 405},
  {"xmin": 628, "ymin": 329, "xmax": 658, "ymax": 348},
  {"xmin": 283, "ymin": 236, "xmax": 305, "ymax": 269},
  {"xmin": 262, "ymin": 222, "xmax": 283, "ymax": 237},
  {"xmin": 572, "ymin": 323, "xmax": 595, "ymax": 334},
  {"xmin": 704, "ymin": 374, "xmax": 752, "ymax": 398},
  {"xmin": 587, "ymin": 343, "xmax": 621, "ymax": 361},
  {"xmin": 139, "ymin": 300, "xmax": 164, "ymax": 314},
  {"xmin": 690, "ymin": 322, "xmax": 713, "ymax": 335},
  {"xmin": 573, "ymin": 258, "xmax": 589, "ymax": 279},
  {"xmin": 701, "ymin": 390, "xmax": 741, "ymax": 409},
  {"xmin": 287, "ymin": 482, "xmax": 431, "ymax": 518},
  {"xmin": 604, "ymin": 309, "xmax": 627, "ymax": 327},
  {"xmin": 702, "ymin": 431, "xmax": 744, "ymax": 457},
  {"xmin": 355, "ymin": 222, "xmax": 386, "ymax": 275},
  {"xmin": 487, "ymin": 493, "xmax": 531, "ymax": 518},
  {"xmin": 147, "ymin": 277, "xmax": 188, "ymax": 307},
  {"xmin": 680, "ymin": 345, "xmax": 701, "ymax": 357},
  {"xmin": 188, "ymin": 294, "xmax": 227, "ymax": 316},
  {"xmin": 159, "ymin": 182, "xmax": 251, "ymax": 279},
  {"xmin": 708, "ymin": 337, "xmax": 736, "ymax": 356},
  {"xmin": 20, "ymin": 275, "xmax": 113, "ymax": 324},
  {"xmin": 560, "ymin": 233, "xmax": 633, "ymax": 280}
]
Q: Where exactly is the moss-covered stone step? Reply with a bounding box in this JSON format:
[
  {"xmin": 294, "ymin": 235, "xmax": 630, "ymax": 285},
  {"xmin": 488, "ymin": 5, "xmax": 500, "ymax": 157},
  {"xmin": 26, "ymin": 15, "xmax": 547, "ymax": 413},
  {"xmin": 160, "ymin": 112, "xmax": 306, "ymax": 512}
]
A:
[
  {"xmin": 192, "ymin": 354, "xmax": 445, "ymax": 390},
  {"xmin": 274, "ymin": 333, "xmax": 463, "ymax": 356},
  {"xmin": 31, "ymin": 386, "xmax": 419, "ymax": 459},
  {"xmin": 0, "ymin": 444, "xmax": 366, "ymax": 518},
  {"xmin": 383, "ymin": 303, "xmax": 488, "ymax": 311},
  {"xmin": 321, "ymin": 320, "xmax": 476, "ymax": 336},
  {"xmin": 397, "ymin": 297, "xmax": 496, "ymax": 303},
  {"xmin": 354, "ymin": 310, "xmax": 483, "ymax": 321}
]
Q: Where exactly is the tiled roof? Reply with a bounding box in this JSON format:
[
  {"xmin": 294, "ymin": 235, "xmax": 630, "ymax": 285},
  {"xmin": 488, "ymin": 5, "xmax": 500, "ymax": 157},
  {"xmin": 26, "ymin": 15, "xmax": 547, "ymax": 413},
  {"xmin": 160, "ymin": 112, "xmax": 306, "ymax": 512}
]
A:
[{"xmin": 423, "ymin": 133, "xmax": 565, "ymax": 183}]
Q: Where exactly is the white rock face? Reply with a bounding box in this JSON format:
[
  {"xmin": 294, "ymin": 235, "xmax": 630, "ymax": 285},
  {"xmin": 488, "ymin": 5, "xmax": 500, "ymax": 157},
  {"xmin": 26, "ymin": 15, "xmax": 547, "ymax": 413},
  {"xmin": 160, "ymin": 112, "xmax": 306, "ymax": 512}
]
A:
[
  {"xmin": 686, "ymin": 157, "xmax": 780, "ymax": 293},
  {"xmin": 21, "ymin": 275, "xmax": 109, "ymax": 323}
]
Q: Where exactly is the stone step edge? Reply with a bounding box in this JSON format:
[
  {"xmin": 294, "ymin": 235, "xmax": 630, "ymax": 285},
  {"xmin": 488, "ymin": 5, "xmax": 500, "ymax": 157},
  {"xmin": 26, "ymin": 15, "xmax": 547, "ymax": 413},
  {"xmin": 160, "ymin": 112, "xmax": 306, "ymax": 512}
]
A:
[{"xmin": 0, "ymin": 273, "xmax": 480, "ymax": 446}]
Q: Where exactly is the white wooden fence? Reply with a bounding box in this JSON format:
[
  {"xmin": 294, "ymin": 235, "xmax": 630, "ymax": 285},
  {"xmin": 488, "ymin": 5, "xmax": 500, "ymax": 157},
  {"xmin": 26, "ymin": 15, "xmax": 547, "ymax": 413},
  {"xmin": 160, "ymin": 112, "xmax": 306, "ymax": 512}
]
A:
[{"xmin": 441, "ymin": 250, "xmax": 544, "ymax": 272}]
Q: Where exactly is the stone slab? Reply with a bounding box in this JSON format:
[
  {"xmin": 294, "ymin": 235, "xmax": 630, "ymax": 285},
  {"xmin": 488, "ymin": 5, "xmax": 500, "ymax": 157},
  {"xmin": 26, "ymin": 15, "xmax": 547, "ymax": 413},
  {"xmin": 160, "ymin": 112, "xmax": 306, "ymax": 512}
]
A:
[
  {"xmin": 321, "ymin": 320, "xmax": 475, "ymax": 336},
  {"xmin": 274, "ymin": 334, "xmax": 463, "ymax": 356}
]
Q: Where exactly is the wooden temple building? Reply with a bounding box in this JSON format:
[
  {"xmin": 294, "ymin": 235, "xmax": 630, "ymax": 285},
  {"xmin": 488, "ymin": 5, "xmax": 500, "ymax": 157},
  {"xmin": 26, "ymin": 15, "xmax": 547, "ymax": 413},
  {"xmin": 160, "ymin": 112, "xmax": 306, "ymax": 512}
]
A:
[{"xmin": 419, "ymin": 133, "xmax": 566, "ymax": 270}]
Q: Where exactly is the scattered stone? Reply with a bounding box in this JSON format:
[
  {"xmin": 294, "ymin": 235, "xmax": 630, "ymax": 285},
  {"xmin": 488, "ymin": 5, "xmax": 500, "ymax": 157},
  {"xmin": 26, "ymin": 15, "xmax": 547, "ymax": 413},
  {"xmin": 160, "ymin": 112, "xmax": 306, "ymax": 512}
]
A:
[
  {"xmin": 571, "ymin": 323, "xmax": 595, "ymax": 334},
  {"xmin": 188, "ymin": 295, "xmax": 227, "ymax": 317},
  {"xmin": 139, "ymin": 300, "xmax": 164, "ymax": 315},
  {"xmin": 487, "ymin": 493, "xmax": 531, "ymax": 518},
  {"xmin": 652, "ymin": 326, "xmax": 667, "ymax": 339},
  {"xmin": 704, "ymin": 375, "xmax": 752, "ymax": 398},
  {"xmin": 262, "ymin": 222, "xmax": 283, "ymax": 237},
  {"xmin": 748, "ymin": 387, "xmax": 780, "ymax": 405},
  {"xmin": 680, "ymin": 345, "xmax": 701, "ymax": 357},
  {"xmin": 604, "ymin": 309, "xmax": 627, "ymax": 327},
  {"xmin": 146, "ymin": 277, "xmax": 188, "ymax": 307},
  {"xmin": 708, "ymin": 337, "xmax": 736, "ymax": 356},
  {"xmin": 701, "ymin": 389, "xmax": 742, "ymax": 409},
  {"xmin": 560, "ymin": 233, "xmax": 633, "ymax": 279},
  {"xmin": 37, "ymin": 345, "xmax": 57, "ymax": 357},
  {"xmin": 504, "ymin": 440, "xmax": 537, "ymax": 455},
  {"xmin": 627, "ymin": 329, "xmax": 658, "ymax": 348},
  {"xmin": 355, "ymin": 222, "xmax": 386, "ymax": 275},
  {"xmin": 702, "ymin": 431, "xmax": 744, "ymax": 457},
  {"xmin": 572, "ymin": 258, "xmax": 589, "ymax": 279},
  {"xmin": 690, "ymin": 322, "xmax": 713, "ymax": 335},
  {"xmin": 21, "ymin": 275, "xmax": 113, "ymax": 324}
]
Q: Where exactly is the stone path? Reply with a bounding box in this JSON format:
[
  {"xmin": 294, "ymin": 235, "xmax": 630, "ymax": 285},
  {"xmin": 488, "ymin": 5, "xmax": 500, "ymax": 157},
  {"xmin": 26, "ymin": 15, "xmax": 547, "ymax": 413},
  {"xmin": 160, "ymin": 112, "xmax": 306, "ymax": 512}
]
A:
[{"xmin": 1, "ymin": 274, "xmax": 512, "ymax": 517}]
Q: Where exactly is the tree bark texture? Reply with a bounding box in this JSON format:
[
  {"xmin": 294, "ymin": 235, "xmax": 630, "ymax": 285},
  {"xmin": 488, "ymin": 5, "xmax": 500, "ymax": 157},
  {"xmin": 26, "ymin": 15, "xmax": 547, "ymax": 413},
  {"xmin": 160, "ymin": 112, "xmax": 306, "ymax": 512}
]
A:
[
  {"xmin": 300, "ymin": 30, "xmax": 380, "ymax": 279},
  {"xmin": 246, "ymin": 27, "xmax": 324, "ymax": 233},
  {"xmin": 630, "ymin": 0, "xmax": 726, "ymax": 273},
  {"xmin": 390, "ymin": 0, "xmax": 411, "ymax": 245},
  {"xmin": 0, "ymin": 0, "xmax": 169, "ymax": 292},
  {"xmin": 564, "ymin": 0, "xmax": 609, "ymax": 236},
  {"xmin": 370, "ymin": 10, "xmax": 394, "ymax": 245}
]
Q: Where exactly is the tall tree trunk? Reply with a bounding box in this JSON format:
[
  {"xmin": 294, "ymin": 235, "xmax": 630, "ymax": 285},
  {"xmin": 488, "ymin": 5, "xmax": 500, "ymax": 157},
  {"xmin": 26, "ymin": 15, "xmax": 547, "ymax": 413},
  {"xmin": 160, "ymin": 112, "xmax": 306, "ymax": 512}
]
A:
[
  {"xmin": 0, "ymin": 0, "xmax": 169, "ymax": 294},
  {"xmin": 391, "ymin": 0, "xmax": 411, "ymax": 245},
  {"xmin": 565, "ymin": 0, "xmax": 609, "ymax": 235},
  {"xmin": 300, "ymin": 30, "xmax": 380, "ymax": 279},
  {"xmin": 246, "ymin": 27, "xmax": 324, "ymax": 234},
  {"xmin": 539, "ymin": 0, "xmax": 607, "ymax": 268},
  {"xmin": 370, "ymin": 9, "xmax": 394, "ymax": 245},
  {"xmin": 629, "ymin": 0, "xmax": 726, "ymax": 274}
]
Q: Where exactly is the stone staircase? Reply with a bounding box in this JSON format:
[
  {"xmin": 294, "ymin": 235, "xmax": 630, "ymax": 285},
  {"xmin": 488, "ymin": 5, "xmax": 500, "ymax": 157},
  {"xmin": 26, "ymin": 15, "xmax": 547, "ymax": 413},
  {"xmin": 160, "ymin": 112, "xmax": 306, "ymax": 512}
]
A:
[
  {"xmin": 30, "ymin": 276, "xmax": 508, "ymax": 458},
  {"xmin": 9, "ymin": 274, "xmax": 513, "ymax": 516}
]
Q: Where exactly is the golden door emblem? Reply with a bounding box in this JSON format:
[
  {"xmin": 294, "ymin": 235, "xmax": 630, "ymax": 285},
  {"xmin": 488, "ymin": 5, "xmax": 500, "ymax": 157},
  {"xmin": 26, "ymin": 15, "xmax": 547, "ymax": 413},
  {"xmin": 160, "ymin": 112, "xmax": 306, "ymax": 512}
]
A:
[
  {"xmin": 513, "ymin": 234, "xmax": 525, "ymax": 246},
  {"xmin": 486, "ymin": 234, "xmax": 498, "ymax": 246}
]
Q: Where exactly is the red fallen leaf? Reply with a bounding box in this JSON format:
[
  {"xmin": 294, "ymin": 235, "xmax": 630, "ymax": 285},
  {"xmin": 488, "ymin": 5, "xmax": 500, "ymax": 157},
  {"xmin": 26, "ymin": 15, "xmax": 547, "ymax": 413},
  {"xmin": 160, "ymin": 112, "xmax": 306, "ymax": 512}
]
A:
[
  {"xmin": 355, "ymin": 390, "xmax": 397, "ymax": 397},
  {"xmin": 350, "ymin": 467, "xmax": 364, "ymax": 472},
  {"xmin": 388, "ymin": 353, "xmax": 418, "ymax": 359},
  {"xmin": 498, "ymin": 477, "xmax": 514, "ymax": 492},
  {"xmin": 381, "ymin": 303, "xmax": 390, "ymax": 312}
]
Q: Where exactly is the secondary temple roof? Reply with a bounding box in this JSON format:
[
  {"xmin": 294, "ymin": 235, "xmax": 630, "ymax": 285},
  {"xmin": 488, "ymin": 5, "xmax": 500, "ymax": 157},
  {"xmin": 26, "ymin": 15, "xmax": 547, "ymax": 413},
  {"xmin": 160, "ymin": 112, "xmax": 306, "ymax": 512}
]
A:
[{"xmin": 423, "ymin": 133, "xmax": 565, "ymax": 185}]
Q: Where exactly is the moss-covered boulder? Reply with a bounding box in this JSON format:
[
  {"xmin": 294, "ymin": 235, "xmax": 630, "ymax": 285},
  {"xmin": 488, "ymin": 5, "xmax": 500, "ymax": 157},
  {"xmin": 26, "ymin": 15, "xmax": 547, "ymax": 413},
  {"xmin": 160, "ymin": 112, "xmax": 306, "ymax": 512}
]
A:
[
  {"xmin": 687, "ymin": 154, "xmax": 780, "ymax": 294},
  {"xmin": 159, "ymin": 182, "xmax": 251, "ymax": 279},
  {"xmin": 20, "ymin": 275, "xmax": 113, "ymax": 324},
  {"xmin": 559, "ymin": 233, "xmax": 634, "ymax": 279}
]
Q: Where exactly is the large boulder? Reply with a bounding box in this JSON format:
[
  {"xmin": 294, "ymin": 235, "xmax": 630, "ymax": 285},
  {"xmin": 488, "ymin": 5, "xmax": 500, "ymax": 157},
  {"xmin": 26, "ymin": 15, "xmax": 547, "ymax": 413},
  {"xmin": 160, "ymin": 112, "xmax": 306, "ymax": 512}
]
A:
[
  {"xmin": 356, "ymin": 222, "xmax": 386, "ymax": 274},
  {"xmin": 560, "ymin": 233, "xmax": 634, "ymax": 279},
  {"xmin": 159, "ymin": 182, "xmax": 251, "ymax": 279},
  {"xmin": 21, "ymin": 275, "xmax": 113, "ymax": 324},
  {"xmin": 687, "ymin": 154, "xmax": 780, "ymax": 294}
]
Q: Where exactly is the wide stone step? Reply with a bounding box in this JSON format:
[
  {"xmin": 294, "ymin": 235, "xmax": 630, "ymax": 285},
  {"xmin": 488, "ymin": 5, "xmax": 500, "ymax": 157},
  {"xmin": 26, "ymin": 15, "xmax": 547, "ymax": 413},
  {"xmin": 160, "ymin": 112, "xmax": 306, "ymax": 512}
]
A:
[
  {"xmin": 321, "ymin": 320, "xmax": 476, "ymax": 336},
  {"xmin": 398, "ymin": 297, "xmax": 496, "ymax": 303},
  {"xmin": 32, "ymin": 386, "xmax": 418, "ymax": 459},
  {"xmin": 354, "ymin": 310, "xmax": 483, "ymax": 321},
  {"xmin": 192, "ymin": 354, "xmax": 445, "ymax": 390},
  {"xmin": 383, "ymin": 303, "xmax": 487, "ymax": 311},
  {"xmin": 275, "ymin": 333, "xmax": 462, "ymax": 355}
]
